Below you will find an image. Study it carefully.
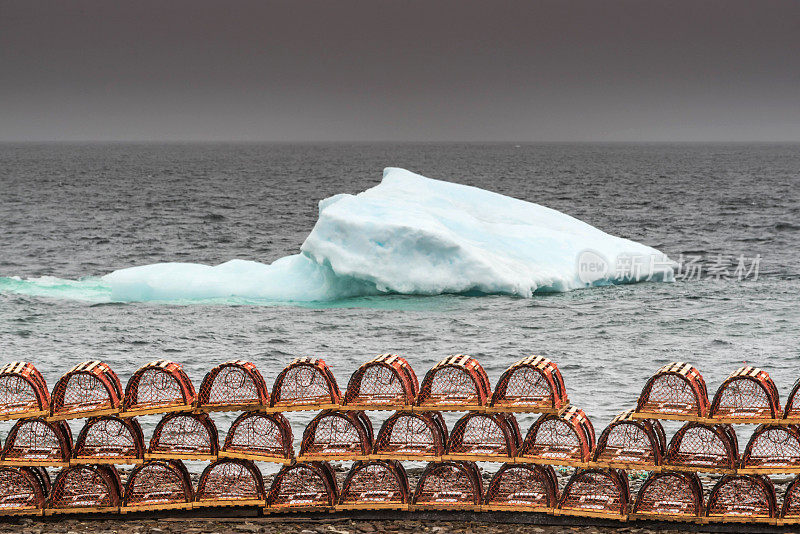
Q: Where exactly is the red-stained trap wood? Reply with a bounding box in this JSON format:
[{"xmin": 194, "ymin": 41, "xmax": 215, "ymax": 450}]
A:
[
  {"xmin": 196, "ymin": 360, "xmax": 269, "ymax": 412},
  {"xmin": 343, "ymin": 354, "xmax": 418, "ymax": 410},
  {"xmin": 338, "ymin": 460, "xmax": 409, "ymax": 509},
  {"xmin": 72, "ymin": 415, "xmax": 145, "ymax": 464},
  {"xmin": 710, "ymin": 366, "xmax": 781, "ymax": 422},
  {"xmin": 416, "ymin": 355, "xmax": 490, "ymax": 410},
  {"xmin": 270, "ymin": 358, "xmax": 340, "ymax": 411},
  {"xmin": 630, "ymin": 471, "xmax": 703, "ymax": 521},
  {"xmin": 372, "ymin": 411, "xmax": 447, "ymax": 460},
  {"xmin": 1, "ymin": 417, "xmax": 72, "ymax": 466},
  {"xmin": 706, "ymin": 474, "xmax": 777, "ymax": 522},
  {"xmin": 490, "ymin": 356, "xmax": 568, "ymax": 413},
  {"xmin": 557, "ymin": 468, "xmax": 629, "ymax": 520},
  {"xmin": 740, "ymin": 424, "xmax": 800, "ymax": 473},
  {"xmin": 221, "ymin": 411, "xmax": 294, "ymax": 464},
  {"xmin": 46, "ymin": 464, "xmax": 122, "ymax": 514},
  {"xmin": 636, "ymin": 362, "xmax": 709, "ymax": 419},
  {"xmin": 0, "ymin": 466, "xmax": 49, "ymax": 515},
  {"xmin": 50, "ymin": 361, "xmax": 122, "ymax": 420},
  {"xmin": 195, "ymin": 459, "xmax": 265, "ymax": 507},
  {"xmin": 664, "ymin": 422, "xmax": 738, "ymax": 473},
  {"xmin": 781, "ymin": 475, "xmax": 800, "ymax": 522},
  {"xmin": 123, "ymin": 360, "xmax": 196, "ymax": 416},
  {"xmin": 300, "ymin": 410, "xmax": 372, "ymax": 460},
  {"xmin": 446, "ymin": 412, "xmax": 520, "ymax": 461},
  {"xmin": 592, "ymin": 410, "xmax": 665, "ymax": 470},
  {"xmin": 411, "ymin": 461, "xmax": 482, "ymax": 510},
  {"xmin": 147, "ymin": 411, "xmax": 219, "ymax": 460},
  {"xmin": 519, "ymin": 406, "xmax": 595, "ymax": 466},
  {"xmin": 483, "ymin": 463, "xmax": 558, "ymax": 512},
  {"xmin": 121, "ymin": 460, "xmax": 193, "ymax": 512},
  {"xmin": 266, "ymin": 461, "xmax": 338, "ymax": 512},
  {"xmin": 0, "ymin": 362, "xmax": 50, "ymax": 421}
]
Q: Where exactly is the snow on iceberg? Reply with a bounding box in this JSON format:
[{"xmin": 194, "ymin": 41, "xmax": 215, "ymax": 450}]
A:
[{"xmin": 101, "ymin": 168, "xmax": 674, "ymax": 302}]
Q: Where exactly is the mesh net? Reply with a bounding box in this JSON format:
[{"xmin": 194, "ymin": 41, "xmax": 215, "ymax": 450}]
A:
[
  {"xmin": 633, "ymin": 472, "xmax": 702, "ymax": 517},
  {"xmin": 199, "ymin": 362, "xmax": 267, "ymax": 407},
  {"xmin": 301, "ymin": 411, "xmax": 371, "ymax": 457},
  {"xmin": 638, "ymin": 371, "xmax": 708, "ymax": 416},
  {"xmin": 74, "ymin": 416, "xmax": 144, "ymax": 461},
  {"xmin": 197, "ymin": 459, "xmax": 264, "ymax": 502},
  {"xmin": 559, "ymin": 469, "xmax": 628, "ymax": 515},
  {"xmin": 223, "ymin": 412, "xmax": 293, "ymax": 460},
  {"xmin": 712, "ymin": 377, "xmax": 779, "ymax": 419},
  {"xmin": 150, "ymin": 413, "xmax": 218, "ymax": 456},
  {"xmin": 743, "ymin": 425, "xmax": 800, "ymax": 468},
  {"xmin": 374, "ymin": 412, "xmax": 446, "ymax": 457},
  {"xmin": 594, "ymin": 420, "xmax": 659, "ymax": 466},
  {"xmin": 0, "ymin": 467, "xmax": 47, "ymax": 511},
  {"xmin": 666, "ymin": 423, "xmax": 737, "ymax": 469},
  {"xmin": 339, "ymin": 461, "xmax": 409, "ymax": 505},
  {"xmin": 267, "ymin": 463, "xmax": 337, "ymax": 509},
  {"xmin": 522, "ymin": 416, "xmax": 589, "ymax": 463},
  {"xmin": 707, "ymin": 475, "xmax": 775, "ymax": 518},
  {"xmin": 448, "ymin": 413, "xmax": 516, "ymax": 457},
  {"xmin": 272, "ymin": 361, "xmax": 339, "ymax": 407},
  {"xmin": 49, "ymin": 465, "xmax": 121, "ymax": 509},
  {"xmin": 484, "ymin": 464, "xmax": 557, "ymax": 508},
  {"xmin": 1, "ymin": 418, "xmax": 70, "ymax": 462},
  {"xmin": 123, "ymin": 461, "xmax": 192, "ymax": 507},
  {"xmin": 413, "ymin": 462, "xmax": 482, "ymax": 506}
]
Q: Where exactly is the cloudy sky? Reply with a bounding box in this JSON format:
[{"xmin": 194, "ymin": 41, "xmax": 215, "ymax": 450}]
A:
[{"xmin": 1, "ymin": 0, "xmax": 799, "ymax": 142}]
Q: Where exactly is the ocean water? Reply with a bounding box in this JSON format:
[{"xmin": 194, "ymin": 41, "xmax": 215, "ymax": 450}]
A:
[{"xmin": 1, "ymin": 142, "xmax": 798, "ymax": 459}]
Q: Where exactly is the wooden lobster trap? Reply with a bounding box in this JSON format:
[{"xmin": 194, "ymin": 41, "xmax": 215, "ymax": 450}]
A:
[
  {"xmin": 0, "ymin": 362, "xmax": 50, "ymax": 421},
  {"xmin": 489, "ymin": 356, "xmax": 568, "ymax": 414},
  {"xmin": 299, "ymin": 410, "xmax": 372, "ymax": 461},
  {"xmin": 220, "ymin": 411, "xmax": 294, "ymax": 464},
  {"xmin": 0, "ymin": 466, "xmax": 49, "ymax": 516},
  {"xmin": 445, "ymin": 412, "xmax": 520, "ymax": 462},
  {"xmin": 342, "ymin": 354, "xmax": 418, "ymax": 410},
  {"xmin": 337, "ymin": 460, "xmax": 410, "ymax": 510},
  {"xmin": 482, "ymin": 463, "xmax": 558, "ymax": 513},
  {"xmin": 780, "ymin": 475, "xmax": 800, "ymax": 525},
  {"xmin": 411, "ymin": 461, "xmax": 483, "ymax": 511},
  {"xmin": 46, "ymin": 464, "xmax": 122, "ymax": 515},
  {"xmin": 709, "ymin": 366, "xmax": 781, "ymax": 423},
  {"xmin": 50, "ymin": 361, "xmax": 123, "ymax": 420},
  {"xmin": 415, "ymin": 355, "xmax": 490, "ymax": 411},
  {"xmin": 518, "ymin": 407, "xmax": 595, "ymax": 467},
  {"xmin": 72, "ymin": 415, "xmax": 145, "ymax": 465},
  {"xmin": 121, "ymin": 460, "xmax": 193, "ymax": 513},
  {"xmin": 629, "ymin": 471, "xmax": 703, "ymax": 522},
  {"xmin": 740, "ymin": 424, "xmax": 800, "ymax": 474},
  {"xmin": 664, "ymin": 422, "xmax": 738, "ymax": 474},
  {"xmin": 147, "ymin": 411, "xmax": 219, "ymax": 461},
  {"xmin": 196, "ymin": 360, "xmax": 269, "ymax": 413},
  {"xmin": 556, "ymin": 468, "xmax": 629, "ymax": 521},
  {"xmin": 270, "ymin": 358, "xmax": 340, "ymax": 411},
  {"xmin": 1, "ymin": 417, "xmax": 72, "ymax": 467},
  {"xmin": 591, "ymin": 410, "xmax": 665, "ymax": 471},
  {"xmin": 123, "ymin": 360, "xmax": 196, "ymax": 417},
  {"xmin": 705, "ymin": 474, "xmax": 777, "ymax": 524},
  {"xmin": 195, "ymin": 459, "xmax": 265, "ymax": 508},
  {"xmin": 634, "ymin": 362, "xmax": 709, "ymax": 420},
  {"xmin": 784, "ymin": 379, "xmax": 800, "ymax": 423},
  {"xmin": 266, "ymin": 461, "xmax": 338, "ymax": 513},
  {"xmin": 372, "ymin": 411, "xmax": 447, "ymax": 461}
]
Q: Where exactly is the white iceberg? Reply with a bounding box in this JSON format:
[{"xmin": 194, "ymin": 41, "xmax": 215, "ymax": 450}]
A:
[{"xmin": 101, "ymin": 168, "xmax": 674, "ymax": 302}]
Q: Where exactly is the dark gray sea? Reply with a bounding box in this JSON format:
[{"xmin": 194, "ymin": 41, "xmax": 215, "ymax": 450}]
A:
[{"xmin": 1, "ymin": 142, "xmax": 798, "ymax": 468}]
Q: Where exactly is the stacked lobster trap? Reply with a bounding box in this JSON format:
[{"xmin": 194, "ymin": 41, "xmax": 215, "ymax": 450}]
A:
[{"xmin": 2, "ymin": 355, "xmax": 800, "ymax": 527}]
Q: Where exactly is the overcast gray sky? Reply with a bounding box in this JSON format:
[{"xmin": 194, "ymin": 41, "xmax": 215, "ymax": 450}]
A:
[{"xmin": 1, "ymin": 0, "xmax": 799, "ymax": 142}]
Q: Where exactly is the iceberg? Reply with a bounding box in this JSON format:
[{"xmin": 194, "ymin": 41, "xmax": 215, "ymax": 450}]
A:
[{"xmin": 2, "ymin": 168, "xmax": 675, "ymax": 303}]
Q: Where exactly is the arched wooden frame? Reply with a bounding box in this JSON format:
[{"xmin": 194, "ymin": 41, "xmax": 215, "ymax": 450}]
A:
[
  {"xmin": 592, "ymin": 410, "xmax": 664, "ymax": 468},
  {"xmin": 148, "ymin": 411, "xmax": 219, "ymax": 460},
  {"xmin": 484, "ymin": 463, "xmax": 558, "ymax": 511},
  {"xmin": 1, "ymin": 417, "xmax": 72, "ymax": 465},
  {"xmin": 631, "ymin": 471, "xmax": 704, "ymax": 519},
  {"xmin": 343, "ymin": 354, "xmax": 419, "ymax": 408},
  {"xmin": 710, "ymin": 366, "xmax": 781, "ymax": 421},
  {"xmin": 781, "ymin": 475, "xmax": 800, "ymax": 519},
  {"xmin": 520, "ymin": 407, "xmax": 594, "ymax": 465},
  {"xmin": 339, "ymin": 460, "xmax": 410, "ymax": 508},
  {"xmin": 267, "ymin": 462, "xmax": 338, "ymax": 511},
  {"xmin": 0, "ymin": 361, "xmax": 50, "ymax": 419},
  {"xmin": 558, "ymin": 468, "xmax": 629, "ymax": 517},
  {"xmin": 270, "ymin": 358, "xmax": 340, "ymax": 409},
  {"xmin": 636, "ymin": 362, "xmax": 709, "ymax": 418},
  {"xmin": 0, "ymin": 466, "xmax": 49, "ymax": 514},
  {"xmin": 123, "ymin": 360, "xmax": 196, "ymax": 415},
  {"xmin": 416, "ymin": 355, "xmax": 491, "ymax": 408},
  {"xmin": 221, "ymin": 411, "xmax": 294, "ymax": 463},
  {"xmin": 665, "ymin": 422, "xmax": 739, "ymax": 472},
  {"xmin": 47, "ymin": 464, "xmax": 122, "ymax": 512},
  {"xmin": 784, "ymin": 379, "xmax": 800, "ymax": 420},
  {"xmin": 490, "ymin": 356, "xmax": 568, "ymax": 412},
  {"xmin": 741, "ymin": 424, "xmax": 800, "ymax": 471},
  {"xmin": 300, "ymin": 410, "xmax": 372, "ymax": 459},
  {"xmin": 447, "ymin": 412, "xmax": 519, "ymax": 459},
  {"xmin": 122, "ymin": 460, "xmax": 193, "ymax": 510},
  {"xmin": 412, "ymin": 461, "xmax": 483, "ymax": 508},
  {"xmin": 72, "ymin": 415, "xmax": 145, "ymax": 464},
  {"xmin": 50, "ymin": 361, "xmax": 122, "ymax": 419},
  {"xmin": 373, "ymin": 411, "xmax": 447, "ymax": 459},
  {"xmin": 706, "ymin": 474, "xmax": 777, "ymax": 520},
  {"xmin": 195, "ymin": 459, "xmax": 265, "ymax": 506},
  {"xmin": 196, "ymin": 360, "xmax": 269, "ymax": 411}
]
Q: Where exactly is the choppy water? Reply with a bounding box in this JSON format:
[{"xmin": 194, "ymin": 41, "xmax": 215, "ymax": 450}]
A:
[{"xmin": 1, "ymin": 142, "xmax": 798, "ymax": 462}]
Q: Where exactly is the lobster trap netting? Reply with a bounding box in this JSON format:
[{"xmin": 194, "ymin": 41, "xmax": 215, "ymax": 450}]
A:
[
  {"xmin": 222, "ymin": 411, "xmax": 294, "ymax": 461},
  {"xmin": 373, "ymin": 411, "xmax": 447, "ymax": 457},
  {"xmin": 416, "ymin": 355, "xmax": 490, "ymax": 408},
  {"xmin": 0, "ymin": 362, "xmax": 50, "ymax": 418},
  {"xmin": 149, "ymin": 412, "xmax": 219, "ymax": 457},
  {"xmin": 447, "ymin": 412, "xmax": 518, "ymax": 457},
  {"xmin": 1, "ymin": 418, "xmax": 72, "ymax": 463},
  {"xmin": 636, "ymin": 362, "xmax": 709, "ymax": 417},
  {"xmin": 412, "ymin": 461, "xmax": 482, "ymax": 507},
  {"xmin": 300, "ymin": 410, "xmax": 372, "ymax": 457},
  {"xmin": 197, "ymin": 361, "xmax": 269, "ymax": 408},
  {"xmin": 122, "ymin": 460, "xmax": 193, "ymax": 508},
  {"xmin": 593, "ymin": 411, "xmax": 663, "ymax": 467},
  {"xmin": 124, "ymin": 360, "xmax": 196, "ymax": 412},
  {"xmin": 781, "ymin": 475, "xmax": 800, "ymax": 518},
  {"xmin": 742, "ymin": 424, "xmax": 800, "ymax": 469},
  {"xmin": 196, "ymin": 459, "xmax": 265, "ymax": 503},
  {"xmin": 339, "ymin": 460, "xmax": 410, "ymax": 505},
  {"xmin": 484, "ymin": 463, "xmax": 558, "ymax": 509},
  {"xmin": 490, "ymin": 356, "xmax": 568, "ymax": 411},
  {"xmin": 343, "ymin": 355, "xmax": 418, "ymax": 407},
  {"xmin": 632, "ymin": 471, "xmax": 703, "ymax": 518},
  {"xmin": 706, "ymin": 475, "xmax": 776, "ymax": 519},
  {"xmin": 710, "ymin": 367, "xmax": 781, "ymax": 420},
  {"xmin": 0, "ymin": 466, "xmax": 49, "ymax": 512},
  {"xmin": 521, "ymin": 409, "xmax": 594, "ymax": 464},
  {"xmin": 665, "ymin": 423, "xmax": 738, "ymax": 470},
  {"xmin": 73, "ymin": 415, "xmax": 145, "ymax": 462},
  {"xmin": 270, "ymin": 358, "xmax": 340, "ymax": 408},
  {"xmin": 558, "ymin": 469, "xmax": 629, "ymax": 516},
  {"xmin": 48, "ymin": 465, "xmax": 122, "ymax": 510},
  {"xmin": 51, "ymin": 361, "xmax": 122, "ymax": 417},
  {"xmin": 267, "ymin": 462, "xmax": 338, "ymax": 510}
]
